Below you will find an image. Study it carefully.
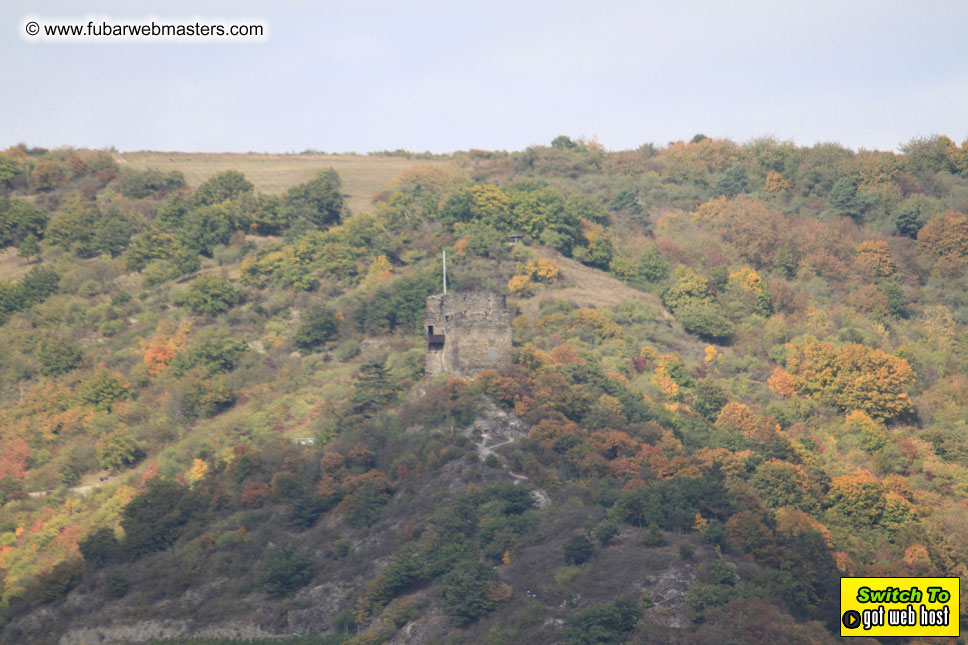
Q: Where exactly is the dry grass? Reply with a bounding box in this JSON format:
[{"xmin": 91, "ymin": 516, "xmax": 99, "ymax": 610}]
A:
[
  {"xmin": 116, "ymin": 151, "xmax": 453, "ymax": 214},
  {"xmin": 0, "ymin": 247, "xmax": 35, "ymax": 282},
  {"xmin": 514, "ymin": 252, "xmax": 672, "ymax": 321}
]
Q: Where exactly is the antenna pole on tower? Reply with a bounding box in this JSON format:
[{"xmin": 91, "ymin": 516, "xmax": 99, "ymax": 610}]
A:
[{"xmin": 443, "ymin": 250, "xmax": 447, "ymax": 294}]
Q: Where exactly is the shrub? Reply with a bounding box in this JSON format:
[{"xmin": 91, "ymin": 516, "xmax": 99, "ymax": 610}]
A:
[
  {"xmin": 293, "ymin": 304, "xmax": 339, "ymax": 353},
  {"xmin": 181, "ymin": 373, "xmax": 235, "ymax": 418},
  {"xmin": 37, "ymin": 335, "xmax": 84, "ymax": 377},
  {"xmin": 96, "ymin": 427, "xmax": 145, "ymax": 470},
  {"xmin": 635, "ymin": 245, "xmax": 669, "ymax": 283},
  {"xmin": 562, "ymin": 595, "xmax": 641, "ymax": 645},
  {"xmin": 255, "ymin": 540, "xmax": 314, "ymax": 595},
  {"xmin": 438, "ymin": 559, "xmax": 509, "ymax": 626},
  {"xmin": 121, "ymin": 479, "xmax": 200, "ymax": 557},
  {"xmin": 172, "ymin": 328, "xmax": 247, "ymax": 374},
  {"xmin": 185, "ymin": 274, "xmax": 241, "ymax": 315},
  {"xmin": 339, "ymin": 470, "xmax": 394, "ymax": 527},
  {"xmin": 241, "ymin": 481, "xmax": 271, "ymax": 508},
  {"xmin": 104, "ymin": 568, "xmax": 129, "ymax": 598},
  {"xmin": 334, "ymin": 339, "xmax": 361, "ymax": 361},
  {"xmin": 641, "ymin": 525, "xmax": 666, "ymax": 547},
  {"xmin": 78, "ymin": 368, "xmax": 131, "ymax": 411},
  {"xmin": 595, "ymin": 520, "xmax": 620, "ymax": 546},
  {"xmin": 116, "ymin": 168, "xmax": 185, "ymax": 199},
  {"xmin": 31, "ymin": 559, "xmax": 86, "ymax": 602},
  {"xmin": 79, "ymin": 527, "xmax": 120, "ymax": 565},
  {"xmin": 673, "ymin": 300, "xmax": 734, "ymax": 341},
  {"xmin": 563, "ymin": 534, "xmax": 593, "ymax": 565},
  {"xmin": 693, "ymin": 381, "xmax": 729, "ymax": 420}
]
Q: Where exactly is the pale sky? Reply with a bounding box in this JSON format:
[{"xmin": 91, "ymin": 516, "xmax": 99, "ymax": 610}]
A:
[{"xmin": 3, "ymin": 0, "xmax": 968, "ymax": 154}]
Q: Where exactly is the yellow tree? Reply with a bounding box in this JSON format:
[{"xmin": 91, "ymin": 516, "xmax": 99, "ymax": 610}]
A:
[
  {"xmin": 854, "ymin": 240, "xmax": 896, "ymax": 278},
  {"xmin": 785, "ymin": 340, "xmax": 915, "ymax": 421}
]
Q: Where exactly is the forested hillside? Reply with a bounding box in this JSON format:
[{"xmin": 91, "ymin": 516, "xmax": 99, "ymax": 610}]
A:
[{"xmin": 1, "ymin": 134, "xmax": 968, "ymax": 643}]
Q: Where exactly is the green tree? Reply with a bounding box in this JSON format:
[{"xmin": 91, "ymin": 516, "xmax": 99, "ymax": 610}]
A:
[
  {"xmin": 191, "ymin": 170, "xmax": 253, "ymax": 207},
  {"xmin": 0, "ymin": 155, "xmax": 21, "ymax": 187},
  {"xmin": 693, "ymin": 380, "xmax": 729, "ymax": 420},
  {"xmin": 45, "ymin": 196, "xmax": 101, "ymax": 256},
  {"xmin": 185, "ymin": 274, "xmax": 241, "ymax": 315},
  {"xmin": 235, "ymin": 192, "xmax": 290, "ymax": 235},
  {"xmin": 293, "ymin": 304, "xmax": 339, "ymax": 353},
  {"xmin": 901, "ymin": 135, "xmax": 958, "ymax": 173},
  {"xmin": 828, "ymin": 177, "xmax": 869, "ymax": 221},
  {"xmin": 256, "ymin": 540, "xmax": 315, "ymax": 595},
  {"xmin": 104, "ymin": 569, "xmax": 129, "ymax": 598},
  {"xmin": 19, "ymin": 265, "xmax": 60, "ymax": 306},
  {"xmin": 121, "ymin": 479, "xmax": 199, "ymax": 557},
  {"xmin": 123, "ymin": 227, "xmax": 184, "ymax": 272},
  {"xmin": 552, "ymin": 135, "xmax": 579, "ymax": 150},
  {"xmin": 178, "ymin": 203, "xmax": 238, "ymax": 256},
  {"xmin": 635, "ymin": 245, "xmax": 669, "ymax": 283},
  {"xmin": 564, "ymin": 534, "xmax": 594, "ymax": 565},
  {"xmin": 673, "ymin": 300, "xmax": 734, "ymax": 341},
  {"xmin": 348, "ymin": 358, "xmax": 396, "ymax": 417},
  {"xmin": 438, "ymin": 559, "xmax": 507, "ymax": 626},
  {"xmin": 713, "ymin": 164, "xmax": 748, "ymax": 197},
  {"xmin": 172, "ymin": 328, "xmax": 247, "ymax": 374},
  {"xmin": 0, "ymin": 197, "xmax": 47, "ymax": 247},
  {"xmin": 116, "ymin": 168, "xmax": 186, "ymax": 199},
  {"xmin": 37, "ymin": 335, "xmax": 84, "ymax": 376},
  {"xmin": 339, "ymin": 470, "xmax": 394, "ymax": 527},
  {"xmin": 750, "ymin": 460, "xmax": 821, "ymax": 512},
  {"xmin": 286, "ymin": 168, "xmax": 346, "ymax": 229},
  {"xmin": 0, "ymin": 281, "xmax": 23, "ymax": 320},
  {"xmin": 595, "ymin": 520, "xmax": 620, "ymax": 546},
  {"xmin": 607, "ymin": 190, "xmax": 642, "ymax": 215},
  {"xmin": 17, "ymin": 234, "xmax": 40, "ymax": 262},
  {"xmin": 563, "ymin": 595, "xmax": 641, "ymax": 645},
  {"xmin": 663, "ymin": 269, "xmax": 712, "ymax": 310},
  {"xmin": 180, "ymin": 371, "xmax": 236, "ymax": 418},
  {"xmin": 895, "ymin": 206, "xmax": 923, "ymax": 239},
  {"xmin": 31, "ymin": 161, "xmax": 69, "ymax": 191},
  {"xmin": 79, "ymin": 527, "xmax": 120, "ymax": 566},
  {"xmin": 96, "ymin": 427, "xmax": 145, "ymax": 470},
  {"xmin": 95, "ymin": 208, "xmax": 133, "ymax": 257},
  {"xmin": 79, "ymin": 369, "xmax": 131, "ymax": 411}
]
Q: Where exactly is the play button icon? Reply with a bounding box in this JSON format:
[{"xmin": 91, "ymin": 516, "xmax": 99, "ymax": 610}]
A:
[{"xmin": 842, "ymin": 610, "xmax": 862, "ymax": 630}]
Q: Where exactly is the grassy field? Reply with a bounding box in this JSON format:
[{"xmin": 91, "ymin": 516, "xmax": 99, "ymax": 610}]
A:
[
  {"xmin": 116, "ymin": 151, "xmax": 451, "ymax": 214},
  {"xmin": 0, "ymin": 248, "xmax": 33, "ymax": 282},
  {"xmin": 516, "ymin": 253, "xmax": 670, "ymax": 320}
]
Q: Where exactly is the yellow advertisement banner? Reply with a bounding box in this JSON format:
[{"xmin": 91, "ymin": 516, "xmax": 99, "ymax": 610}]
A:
[{"xmin": 840, "ymin": 576, "xmax": 960, "ymax": 637}]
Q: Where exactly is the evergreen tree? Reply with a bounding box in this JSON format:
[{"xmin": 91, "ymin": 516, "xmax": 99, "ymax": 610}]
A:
[{"xmin": 349, "ymin": 358, "xmax": 396, "ymax": 417}]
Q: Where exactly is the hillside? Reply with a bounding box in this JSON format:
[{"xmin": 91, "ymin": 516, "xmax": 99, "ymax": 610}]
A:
[
  {"xmin": 1, "ymin": 136, "xmax": 968, "ymax": 643},
  {"xmin": 116, "ymin": 152, "xmax": 453, "ymax": 217}
]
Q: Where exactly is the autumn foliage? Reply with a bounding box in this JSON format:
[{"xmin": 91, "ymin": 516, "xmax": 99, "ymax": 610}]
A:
[
  {"xmin": 784, "ymin": 340, "xmax": 915, "ymax": 421},
  {"xmin": 141, "ymin": 320, "xmax": 192, "ymax": 375}
]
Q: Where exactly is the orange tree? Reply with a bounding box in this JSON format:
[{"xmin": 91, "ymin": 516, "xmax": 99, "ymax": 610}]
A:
[{"xmin": 784, "ymin": 340, "xmax": 915, "ymax": 421}]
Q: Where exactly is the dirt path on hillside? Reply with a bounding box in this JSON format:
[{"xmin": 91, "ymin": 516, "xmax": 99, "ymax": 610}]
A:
[
  {"xmin": 27, "ymin": 471, "xmax": 120, "ymax": 498},
  {"xmin": 471, "ymin": 403, "xmax": 551, "ymax": 509}
]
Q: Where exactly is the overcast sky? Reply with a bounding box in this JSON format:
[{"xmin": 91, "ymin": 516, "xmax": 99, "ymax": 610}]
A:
[{"xmin": 3, "ymin": 0, "xmax": 968, "ymax": 154}]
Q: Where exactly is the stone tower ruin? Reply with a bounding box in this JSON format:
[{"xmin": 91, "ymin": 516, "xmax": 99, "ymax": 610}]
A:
[{"xmin": 424, "ymin": 292, "xmax": 512, "ymax": 379}]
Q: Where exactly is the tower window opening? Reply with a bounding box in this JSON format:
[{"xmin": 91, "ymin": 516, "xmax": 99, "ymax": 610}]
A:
[{"xmin": 427, "ymin": 325, "xmax": 445, "ymax": 350}]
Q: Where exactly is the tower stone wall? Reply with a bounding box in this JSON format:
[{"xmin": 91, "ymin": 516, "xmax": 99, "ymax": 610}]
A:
[{"xmin": 424, "ymin": 292, "xmax": 512, "ymax": 379}]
